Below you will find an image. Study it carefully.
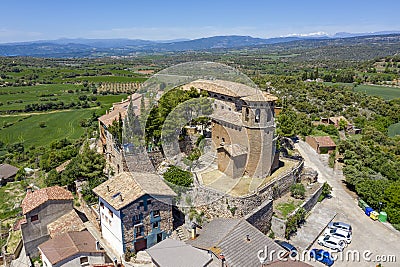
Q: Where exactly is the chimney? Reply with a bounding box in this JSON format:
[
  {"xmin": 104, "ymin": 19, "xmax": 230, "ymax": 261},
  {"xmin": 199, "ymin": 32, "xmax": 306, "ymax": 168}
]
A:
[
  {"xmin": 191, "ymin": 228, "xmax": 196, "ymax": 239},
  {"xmin": 246, "ymin": 234, "xmax": 250, "ymax": 241},
  {"xmin": 219, "ymin": 253, "xmax": 226, "ymax": 267},
  {"xmin": 119, "ymin": 194, "xmax": 123, "ymax": 202},
  {"xmin": 95, "ymin": 240, "xmax": 100, "ymax": 251},
  {"xmin": 26, "ymin": 186, "xmax": 33, "ymax": 193},
  {"xmin": 106, "ymin": 185, "xmax": 110, "ymax": 192}
]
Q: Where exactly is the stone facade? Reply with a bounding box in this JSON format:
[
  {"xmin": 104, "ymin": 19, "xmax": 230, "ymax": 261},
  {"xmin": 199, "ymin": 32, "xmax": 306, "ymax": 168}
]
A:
[
  {"xmin": 119, "ymin": 195, "xmax": 174, "ymax": 253},
  {"xmin": 21, "ymin": 200, "xmax": 74, "ymax": 256},
  {"xmin": 245, "ymin": 199, "xmax": 273, "ymax": 234}
]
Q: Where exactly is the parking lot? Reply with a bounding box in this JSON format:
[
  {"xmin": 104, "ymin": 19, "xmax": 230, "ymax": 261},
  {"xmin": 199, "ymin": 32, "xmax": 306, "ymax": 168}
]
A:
[{"xmin": 295, "ymin": 140, "xmax": 400, "ymax": 267}]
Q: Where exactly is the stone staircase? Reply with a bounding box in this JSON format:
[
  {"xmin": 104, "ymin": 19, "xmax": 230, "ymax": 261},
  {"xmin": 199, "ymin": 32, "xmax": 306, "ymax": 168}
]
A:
[{"xmin": 175, "ymin": 226, "xmax": 189, "ymax": 241}]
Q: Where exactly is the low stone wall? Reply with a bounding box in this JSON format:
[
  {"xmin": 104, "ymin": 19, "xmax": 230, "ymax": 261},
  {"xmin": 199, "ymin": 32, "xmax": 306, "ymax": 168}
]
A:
[
  {"xmin": 271, "ymin": 182, "xmax": 324, "ymax": 238},
  {"xmin": 245, "ymin": 199, "xmax": 273, "ymax": 234},
  {"xmin": 301, "ymin": 183, "xmax": 324, "ymax": 213},
  {"xmin": 271, "ymin": 216, "xmax": 286, "ymax": 238},
  {"xmin": 181, "ymin": 158, "xmax": 304, "ymax": 231}
]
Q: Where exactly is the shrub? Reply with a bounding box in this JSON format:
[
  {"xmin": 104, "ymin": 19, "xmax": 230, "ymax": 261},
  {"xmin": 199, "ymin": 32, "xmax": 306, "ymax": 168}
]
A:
[
  {"xmin": 163, "ymin": 166, "xmax": 193, "ymax": 187},
  {"xmin": 39, "ymin": 121, "xmax": 46, "ymax": 128},
  {"xmin": 290, "ymin": 183, "xmax": 305, "ymax": 199}
]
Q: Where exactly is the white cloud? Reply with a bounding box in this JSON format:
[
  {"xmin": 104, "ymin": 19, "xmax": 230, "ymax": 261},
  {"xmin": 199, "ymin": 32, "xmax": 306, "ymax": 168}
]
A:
[
  {"xmin": 281, "ymin": 31, "xmax": 329, "ymax": 37},
  {"xmin": 0, "ymin": 28, "xmax": 43, "ymax": 43}
]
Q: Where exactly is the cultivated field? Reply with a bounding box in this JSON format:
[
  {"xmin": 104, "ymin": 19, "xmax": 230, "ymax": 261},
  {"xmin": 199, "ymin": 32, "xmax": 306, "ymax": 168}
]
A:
[
  {"xmin": 388, "ymin": 121, "xmax": 400, "ymax": 137},
  {"xmin": 354, "ymin": 84, "xmax": 400, "ymax": 100}
]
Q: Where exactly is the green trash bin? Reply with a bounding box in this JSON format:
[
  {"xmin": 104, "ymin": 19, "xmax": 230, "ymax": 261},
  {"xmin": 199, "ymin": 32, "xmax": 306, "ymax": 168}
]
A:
[{"xmin": 378, "ymin": 212, "xmax": 387, "ymax": 222}]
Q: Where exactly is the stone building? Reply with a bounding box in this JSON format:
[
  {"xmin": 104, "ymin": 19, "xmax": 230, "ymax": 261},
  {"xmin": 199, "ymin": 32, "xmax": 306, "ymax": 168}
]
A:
[
  {"xmin": 0, "ymin": 163, "xmax": 19, "ymax": 185},
  {"xmin": 98, "ymin": 93, "xmax": 143, "ymax": 174},
  {"xmin": 20, "ymin": 186, "xmax": 74, "ymax": 256},
  {"xmin": 99, "ymin": 79, "xmax": 279, "ymax": 179},
  {"xmin": 183, "ymin": 79, "xmax": 279, "ymax": 178},
  {"xmin": 305, "ymin": 135, "xmax": 337, "ymax": 154},
  {"xmin": 92, "ymin": 172, "xmax": 176, "ymax": 256}
]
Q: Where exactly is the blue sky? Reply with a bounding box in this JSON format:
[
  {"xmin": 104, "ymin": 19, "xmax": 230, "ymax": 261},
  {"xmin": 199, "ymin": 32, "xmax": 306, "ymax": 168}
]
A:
[{"xmin": 1, "ymin": 0, "xmax": 399, "ymax": 42}]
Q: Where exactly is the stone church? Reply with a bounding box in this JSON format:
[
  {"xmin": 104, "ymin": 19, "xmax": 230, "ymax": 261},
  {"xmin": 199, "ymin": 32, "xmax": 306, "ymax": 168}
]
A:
[{"xmin": 182, "ymin": 79, "xmax": 279, "ymax": 178}]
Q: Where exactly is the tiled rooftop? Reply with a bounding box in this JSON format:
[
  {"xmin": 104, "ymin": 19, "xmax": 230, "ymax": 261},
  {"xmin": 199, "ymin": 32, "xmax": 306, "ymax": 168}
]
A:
[
  {"xmin": 313, "ymin": 136, "xmax": 336, "ymax": 147},
  {"xmin": 38, "ymin": 231, "xmax": 102, "ymax": 265},
  {"xmin": 93, "ymin": 172, "xmax": 176, "ymax": 210},
  {"xmin": 188, "ymin": 218, "xmax": 282, "ymax": 266},
  {"xmin": 47, "ymin": 210, "xmax": 86, "ymax": 238},
  {"xmin": 21, "ymin": 186, "xmax": 73, "ymax": 214},
  {"xmin": 0, "ymin": 163, "xmax": 19, "ymax": 179}
]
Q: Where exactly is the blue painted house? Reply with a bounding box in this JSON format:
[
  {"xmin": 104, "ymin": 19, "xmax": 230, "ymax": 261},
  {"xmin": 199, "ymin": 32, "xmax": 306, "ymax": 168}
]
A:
[{"xmin": 93, "ymin": 172, "xmax": 176, "ymax": 256}]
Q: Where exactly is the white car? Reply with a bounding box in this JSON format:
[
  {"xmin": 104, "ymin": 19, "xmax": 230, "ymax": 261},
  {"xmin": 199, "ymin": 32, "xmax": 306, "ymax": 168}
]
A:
[
  {"xmin": 318, "ymin": 235, "xmax": 346, "ymax": 252},
  {"xmin": 324, "ymin": 228, "xmax": 352, "ymax": 245}
]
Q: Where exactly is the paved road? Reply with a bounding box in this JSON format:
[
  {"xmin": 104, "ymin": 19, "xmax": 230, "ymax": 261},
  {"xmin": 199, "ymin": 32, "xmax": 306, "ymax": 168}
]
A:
[{"xmin": 295, "ymin": 140, "xmax": 400, "ymax": 267}]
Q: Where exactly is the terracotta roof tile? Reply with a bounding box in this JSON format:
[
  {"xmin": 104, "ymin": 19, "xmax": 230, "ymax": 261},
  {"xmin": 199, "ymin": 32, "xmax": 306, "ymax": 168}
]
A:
[
  {"xmin": 38, "ymin": 231, "xmax": 102, "ymax": 265},
  {"xmin": 21, "ymin": 186, "xmax": 73, "ymax": 214},
  {"xmin": 47, "ymin": 210, "xmax": 86, "ymax": 238},
  {"xmin": 98, "ymin": 93, "xmax": 142, "ymax": 127},
  {"xmin": 313, "ymin": 136, "xmax": 336, "ymax": 147}
]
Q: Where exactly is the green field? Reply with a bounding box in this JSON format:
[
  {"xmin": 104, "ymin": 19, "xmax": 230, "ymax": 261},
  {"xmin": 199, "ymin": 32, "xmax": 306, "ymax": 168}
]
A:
[
  {"xmin": 0, "ymin": 84, "xmax": 85, "ymax": 111},
  {"xmin": 388, "ymin": 122, "xmax": 400, "ymax": 137},
  {"xmin": 0, "ymin": 109, "xmax": 96, "ymax": 147},
  {"xmin": 354, "ymin": 84, "xmax": 400, "ymax": 100},
  {"xmin": 0, "ymin": 93, "xmax": 128, "ymax": 148},
  {"xmin": 53, "ymin": 75, "xmax": 147, "ymax": 83}
]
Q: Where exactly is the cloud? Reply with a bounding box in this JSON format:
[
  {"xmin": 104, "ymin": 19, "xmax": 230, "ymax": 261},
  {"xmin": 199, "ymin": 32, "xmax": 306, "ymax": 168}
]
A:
[
  {"xmin": 281, "ymin": 31, "xmax": 329, "ymax": 37},
  {"xmin": 0, "ymin": 28, "xmax": 43, "ymax": 43}
]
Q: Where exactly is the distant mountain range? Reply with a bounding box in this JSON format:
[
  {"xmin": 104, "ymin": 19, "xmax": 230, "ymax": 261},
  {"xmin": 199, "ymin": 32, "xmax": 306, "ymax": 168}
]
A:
[{"xmin": 0, "ymin": 31, "xmax": 399, "ymax": 58}]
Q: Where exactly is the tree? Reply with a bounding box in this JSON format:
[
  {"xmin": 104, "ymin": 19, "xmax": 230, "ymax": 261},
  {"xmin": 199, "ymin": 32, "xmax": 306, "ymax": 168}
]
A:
[
  {"xmin": 163, "ymin": 166, "xmax": 193, "ymax": 187},
  {"xmin": 46, "ymin": 169, "xmax": 61, "ymax": 187}
]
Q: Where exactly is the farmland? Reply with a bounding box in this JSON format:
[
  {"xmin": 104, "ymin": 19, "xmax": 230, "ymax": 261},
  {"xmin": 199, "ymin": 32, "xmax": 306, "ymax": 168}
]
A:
[
  {"xmin": 388, "ymin": 121, "xmax": 400, "ymax": 137},
  {"xmin": 354, "ymin": 84, "xmax": 400, "ymax": 100}
]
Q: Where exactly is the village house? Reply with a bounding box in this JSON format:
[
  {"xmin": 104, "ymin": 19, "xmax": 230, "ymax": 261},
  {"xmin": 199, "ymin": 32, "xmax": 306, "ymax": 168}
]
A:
[
  {"xmin": 0, "ymin": 163, "xmax": 19, "ymax": 185},
  {"xmin": 305, "ymin": 136, "xmax": 337, "ymax": 154},
  {"xmin": 38, "ymin": 231, "xmax": 107, "ymax": 267},
  {"xmin": 187, "ymin": 218, "xmax": 283, "ymax": 266},
  {"xmin": 92, "ymin": 172, "xmax": 176, "ymax": 256},
  {"xmin": 20, "ymin": 186, "xmax": 76, "ymax": 256},
  {"xmin": 98, "ymin": 93, "xmax": 143, "ymax": 174}
]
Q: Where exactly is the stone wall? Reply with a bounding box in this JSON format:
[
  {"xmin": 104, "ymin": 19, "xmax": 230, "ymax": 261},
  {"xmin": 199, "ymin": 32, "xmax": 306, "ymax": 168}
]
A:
[
  {"xmin": 271, "ymin": 216, "xmax": 286, "ymax": 238},
  {"xmin": 183, "ymin": 159, "xmax": 304, "ymax": 229},
  {"xmin": 21, "ymin": 199, "xmax": 74, "ymax": 256},
  {"xmin": 121, "ymin": 196, "xmax": 173, "ymax": 253},
  {"xmin": 245, "ymin": 199, "xmax": 273, "ymax": 234},
  {"xmin": 271, "ymin": 182, "xmax": 324, "ymax": 238}
]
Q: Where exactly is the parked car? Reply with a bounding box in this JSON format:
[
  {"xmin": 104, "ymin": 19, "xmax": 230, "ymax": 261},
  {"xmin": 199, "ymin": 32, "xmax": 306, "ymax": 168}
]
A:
[
  {"xmin": 310, "ymin": 248, "xmax": 334, "ymax": 266},
  {"xmin": 318, "ymin": 235, "xmax": 346, "ymax": 252},
  {"xmin": 324, "ymin": 228, "xmax": 352, "ymax": 245},
  {"xmin": 274, "ymin": 240, "xmax": 298, "ymax": 257},
  {"xmin": 327, "ymin": 221, "xmax": 352, "ymax": 233}
]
